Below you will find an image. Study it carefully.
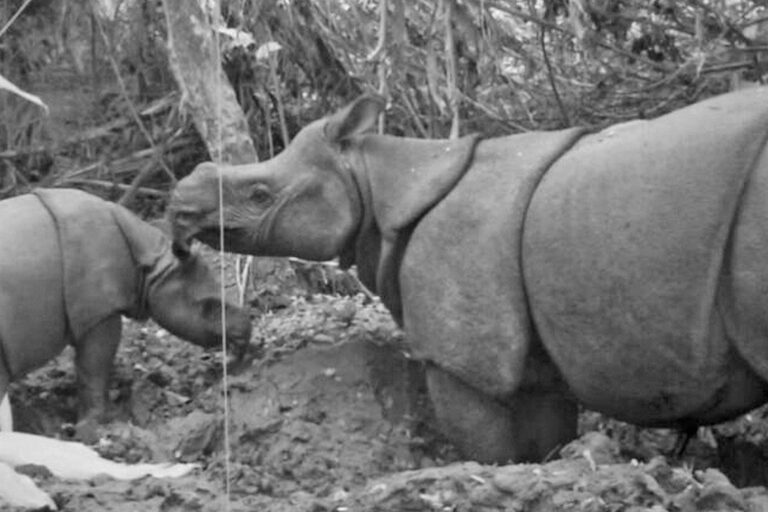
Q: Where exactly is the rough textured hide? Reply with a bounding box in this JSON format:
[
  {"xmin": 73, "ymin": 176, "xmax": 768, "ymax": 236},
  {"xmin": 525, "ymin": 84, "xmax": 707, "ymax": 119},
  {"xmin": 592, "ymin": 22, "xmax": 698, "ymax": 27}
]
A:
[
  {"xmin": 362, "ymin": 134, "xmax": 482, "ymax": 239},
  {"xmin": 351, "ymin": 134, "xmax": 481, "ymax": 322},
  {"xmin": 34, "ymin": 189, "xmax": 163, "ymax": 341},
  {"xmin": 0, "ymin": 193, "xmax": 71, "ymax": 379},
  {"xmin": 523, "ymin": 87, "xmax": 768, "ymax": 424},
  {"xmin": 399, "ymin": 128, "xmax": 586, "ymax": 398}
]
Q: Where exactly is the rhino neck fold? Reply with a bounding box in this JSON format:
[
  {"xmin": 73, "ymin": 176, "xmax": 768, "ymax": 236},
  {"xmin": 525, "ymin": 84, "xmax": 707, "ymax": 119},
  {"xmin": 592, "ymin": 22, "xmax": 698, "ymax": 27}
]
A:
[
  {"xmin": 31, "ymin": 189, "xmax": 141, "ymax": 341},
  {"xmin": 341, "ymin": 147, "xmax": 381, "ymax": 295},
  {"xmin": 343, "ymin": 133, "xmax": 481, "ymax": 324},
  {"xmin": 132, "ymin": 265, "xmax": 154, "ymax": 321},
  {"xmin": 359, "ymin": 133, "xmax": 481, "ymax": 237}
]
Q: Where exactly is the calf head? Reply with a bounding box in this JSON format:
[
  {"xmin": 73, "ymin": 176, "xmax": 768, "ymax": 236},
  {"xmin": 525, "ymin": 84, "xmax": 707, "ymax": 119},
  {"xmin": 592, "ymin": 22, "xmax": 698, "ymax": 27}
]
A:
[
  {"xmin": 147, "ymin": 244, "xmax": 252, "ymax": 353},
  {"xmin": 116, "ymin": 211, "xmax": 252, "ymax": 354}
]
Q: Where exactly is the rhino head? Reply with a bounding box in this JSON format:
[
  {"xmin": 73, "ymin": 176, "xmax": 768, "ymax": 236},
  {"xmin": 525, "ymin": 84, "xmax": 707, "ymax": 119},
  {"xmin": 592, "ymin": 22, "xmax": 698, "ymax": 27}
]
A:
[
  {"xmin": 169, "ymin": 97, "xmax": 383, "ymax": 261},
  {"xmin": 100, "ymin": 207, "xmax": 253, "ymax": 355},
  {"xmin": 169, "ymin": 95, "xmax": 478, "ymax": 307},
  {"xmin": 144, "ymin": 242, "xmax": 253, "ymax": 352}
]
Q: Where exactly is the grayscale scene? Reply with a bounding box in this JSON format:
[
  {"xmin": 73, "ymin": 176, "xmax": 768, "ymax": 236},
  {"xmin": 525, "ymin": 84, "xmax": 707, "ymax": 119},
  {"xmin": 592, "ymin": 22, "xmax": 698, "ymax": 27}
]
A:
[{"xmin": 2, "ymin": 0, "xmax": 768, "ymax": 510}]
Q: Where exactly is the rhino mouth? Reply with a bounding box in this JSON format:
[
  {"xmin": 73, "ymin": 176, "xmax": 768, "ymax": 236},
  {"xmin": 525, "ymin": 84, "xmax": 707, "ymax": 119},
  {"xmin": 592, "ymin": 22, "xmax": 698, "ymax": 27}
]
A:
[{"xmin": 195, "ymin": 226, "xmax": 254, "ymax": 254}]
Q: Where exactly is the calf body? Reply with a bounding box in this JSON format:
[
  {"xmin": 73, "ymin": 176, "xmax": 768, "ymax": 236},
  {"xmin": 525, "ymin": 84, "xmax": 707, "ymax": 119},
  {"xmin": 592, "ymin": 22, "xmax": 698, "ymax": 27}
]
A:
[{"xmin": 0, "ymin": 189, "xmax": 251, "ymax": 431}]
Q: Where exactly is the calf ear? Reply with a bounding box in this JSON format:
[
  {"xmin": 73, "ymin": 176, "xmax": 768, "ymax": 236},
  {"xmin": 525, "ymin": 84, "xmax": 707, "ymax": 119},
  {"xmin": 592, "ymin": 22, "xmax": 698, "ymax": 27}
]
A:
[
  {"xmin": 324, "ymin": 95, "xmax": 386, "ymax": 143},
  {"xmin": 111, "ymin": 205, "xmax": 169, "ymax": 268}
]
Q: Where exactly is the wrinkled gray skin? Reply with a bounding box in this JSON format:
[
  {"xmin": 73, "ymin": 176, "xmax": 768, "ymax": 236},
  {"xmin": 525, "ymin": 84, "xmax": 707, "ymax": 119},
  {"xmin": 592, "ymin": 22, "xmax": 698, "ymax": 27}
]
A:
[
  {"xmin": 0, "ymin": 189, "xmax": 251, "ymax": 434},
  {"xmin": 170, "ymin": 89, "xmax": 768, "ymax": 463},
  {"xmin": 170, "ymin": 96, "xmax": 577, "ymax": 463}
]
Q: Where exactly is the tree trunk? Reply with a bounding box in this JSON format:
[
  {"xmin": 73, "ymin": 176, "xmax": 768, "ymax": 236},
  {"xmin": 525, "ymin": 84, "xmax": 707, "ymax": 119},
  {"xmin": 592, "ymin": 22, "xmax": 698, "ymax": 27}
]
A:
[{"xmin": 162, "ymin": 0, "xmax": 257, "ymax": 165}]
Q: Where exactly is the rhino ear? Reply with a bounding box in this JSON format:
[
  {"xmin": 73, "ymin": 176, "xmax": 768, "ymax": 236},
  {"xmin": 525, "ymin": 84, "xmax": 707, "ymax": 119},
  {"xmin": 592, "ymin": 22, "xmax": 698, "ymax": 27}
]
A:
[
  {"xmin": 324, "ymin": 95, "xmax": 386, "ymax": 143},
  {"xmin": 111, "ymin": 205, "xmax": 168, "ymax": 268}
]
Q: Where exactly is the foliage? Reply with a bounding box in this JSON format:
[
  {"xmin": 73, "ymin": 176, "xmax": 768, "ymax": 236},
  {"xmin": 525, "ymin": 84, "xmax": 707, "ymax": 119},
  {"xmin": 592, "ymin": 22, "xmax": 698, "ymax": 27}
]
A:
[
  {"xmin": 1, "ymin": 0, "xmax": 767, "ymax": 199},
  {"xmin": 218, "ymin": 0, "xmax": 768, "ymax": 150},
  {"xmin": 0, "ymin": 0, "xmax": 184, "ymax": 206}
]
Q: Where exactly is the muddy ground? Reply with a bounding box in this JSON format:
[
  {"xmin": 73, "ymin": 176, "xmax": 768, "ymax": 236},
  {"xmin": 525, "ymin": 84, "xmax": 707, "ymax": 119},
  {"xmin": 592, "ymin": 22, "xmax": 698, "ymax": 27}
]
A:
[{"xmin": 6, "ymin": 287, "xmax": 768, "ymax": 511}]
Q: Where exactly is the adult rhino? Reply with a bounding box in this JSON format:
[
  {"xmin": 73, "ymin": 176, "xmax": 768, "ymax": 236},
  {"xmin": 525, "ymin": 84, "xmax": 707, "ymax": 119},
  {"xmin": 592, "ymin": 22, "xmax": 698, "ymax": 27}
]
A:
[
  {"xmin": 169, "ymin": 87, "xmax": 768, "ymax": 463},
  {"xmin": 0, "ymin": 189, "xmax": 252, "ymax": 435}
]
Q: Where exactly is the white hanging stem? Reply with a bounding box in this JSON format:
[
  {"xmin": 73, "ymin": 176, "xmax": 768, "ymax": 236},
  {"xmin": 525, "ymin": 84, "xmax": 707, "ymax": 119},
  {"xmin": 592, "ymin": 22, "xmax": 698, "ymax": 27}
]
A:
[
  {"xmin": 210, "ymin": 1, "xmax": 232, "ymax": 509},
  {"xmin": 235, "ymin": 255, "xmax": 253, "ymax": 307}
]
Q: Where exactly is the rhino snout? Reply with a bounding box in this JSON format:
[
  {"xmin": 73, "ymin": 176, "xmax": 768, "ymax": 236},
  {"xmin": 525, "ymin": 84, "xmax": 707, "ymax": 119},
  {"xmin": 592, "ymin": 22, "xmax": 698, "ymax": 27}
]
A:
[{"xmin": 171, "ymin": 163, "xmax": 223, "ymax": 218}]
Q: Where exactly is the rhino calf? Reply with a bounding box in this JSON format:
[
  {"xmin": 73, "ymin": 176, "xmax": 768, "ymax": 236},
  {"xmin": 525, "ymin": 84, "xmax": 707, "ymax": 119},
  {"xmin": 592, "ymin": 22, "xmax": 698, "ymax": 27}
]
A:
[{"xmin": 0, "ymin": 188, "xmax": 252, "ymax": 433}]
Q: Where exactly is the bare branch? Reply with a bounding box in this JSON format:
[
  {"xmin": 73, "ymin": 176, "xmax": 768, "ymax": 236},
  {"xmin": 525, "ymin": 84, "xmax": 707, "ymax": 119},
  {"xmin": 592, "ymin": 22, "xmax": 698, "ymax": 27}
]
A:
[
  {"xmin": 366, "ymin": 0, "xmax": 389, "ymax": 61},
  {"xmin": 89, "ymin": 0, "xmax": 176, "ymax": 187},
  {"xmin": 62, "ymin": 178, "xmax": 167, "ymax": 198},
  {"xmin": 443, "ymin": 0, "xmax": 460, "ymax": 138},
  {"xmin": 528, "ymin": 0, "xmax": 569, "ymax": 127},
  {"xmin": 480, "ymin": 0, "xmax": 670, "ymax": 73}
]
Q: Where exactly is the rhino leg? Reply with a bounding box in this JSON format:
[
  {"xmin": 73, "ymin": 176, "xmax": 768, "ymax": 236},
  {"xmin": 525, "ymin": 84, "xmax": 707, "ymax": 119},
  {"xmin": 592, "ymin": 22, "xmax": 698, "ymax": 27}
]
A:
[
  {"xmin": 73, "ymin": 315, "xmax": 121, "ymax": 439},
  {"xmin": 426, "ymin": 366, "xmax": 577, "ymax": 463}
]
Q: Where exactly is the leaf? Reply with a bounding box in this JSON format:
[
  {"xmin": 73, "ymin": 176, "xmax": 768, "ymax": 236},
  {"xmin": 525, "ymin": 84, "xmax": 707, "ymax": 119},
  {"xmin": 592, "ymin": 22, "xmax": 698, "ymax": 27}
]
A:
[
  {"xmin": 216, "ymin": 26, "xmax": 255, "ymax": 48},
  {"xmin": 0, "ymin": 73, "xmax": 48, "ymax": 113},
  {"xmin": 255, "ymin": 41, "xmax": 283, "ymax": 61}
]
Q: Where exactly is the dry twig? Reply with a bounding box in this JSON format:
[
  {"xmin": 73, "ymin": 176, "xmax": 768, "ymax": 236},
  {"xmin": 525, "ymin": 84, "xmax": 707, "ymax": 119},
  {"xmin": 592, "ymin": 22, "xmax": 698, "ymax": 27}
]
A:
[{"xmin": 89, "ymin": 0, "xmax": 176, "ymax": 192}]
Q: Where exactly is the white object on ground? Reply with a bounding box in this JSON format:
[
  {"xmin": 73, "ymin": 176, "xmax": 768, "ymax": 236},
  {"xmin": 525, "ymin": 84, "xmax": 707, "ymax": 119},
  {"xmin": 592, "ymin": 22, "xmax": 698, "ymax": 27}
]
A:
[
  {"xmin": 0, "ymin": 431, "xmax": 199, "ymax": 480},
  {"xmin": 0, "ymin": 461, "xmax": 57, "ymax": 510},
  {"xmin": 0, "ymin": 393, "xmax": 11, "ymax": 431}
]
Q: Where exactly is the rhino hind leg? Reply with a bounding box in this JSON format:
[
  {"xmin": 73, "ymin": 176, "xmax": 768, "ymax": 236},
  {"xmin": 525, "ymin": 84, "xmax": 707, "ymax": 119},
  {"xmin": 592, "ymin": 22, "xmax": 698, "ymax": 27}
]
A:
[{"xmin": 426, "ymin": 366, "xmax": 577, "ymax": 463}]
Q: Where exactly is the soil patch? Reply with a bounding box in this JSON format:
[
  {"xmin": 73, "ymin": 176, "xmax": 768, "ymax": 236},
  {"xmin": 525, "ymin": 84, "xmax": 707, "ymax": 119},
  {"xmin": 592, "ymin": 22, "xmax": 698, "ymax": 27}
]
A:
[{"xmin": 6, "ymin": 295, "xmax": 768, "ymax": 511}]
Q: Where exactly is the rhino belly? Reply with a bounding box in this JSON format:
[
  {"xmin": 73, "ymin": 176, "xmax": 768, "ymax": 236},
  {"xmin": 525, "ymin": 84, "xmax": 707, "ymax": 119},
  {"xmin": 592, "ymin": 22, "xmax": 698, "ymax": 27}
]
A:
[
  {"xmin": 0, "ymin": 195, "xmax": 68, "ymax": 379},
  {"xmin": 521, "ymin": 90, "xmax": 768, "ymax": 425}
]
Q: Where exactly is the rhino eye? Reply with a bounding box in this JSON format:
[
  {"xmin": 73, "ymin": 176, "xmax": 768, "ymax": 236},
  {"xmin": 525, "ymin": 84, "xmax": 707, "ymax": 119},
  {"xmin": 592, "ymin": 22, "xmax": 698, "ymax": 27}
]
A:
[{"xmin": 250, "ymin": 185, "xmax": 273, "ymax": 205}]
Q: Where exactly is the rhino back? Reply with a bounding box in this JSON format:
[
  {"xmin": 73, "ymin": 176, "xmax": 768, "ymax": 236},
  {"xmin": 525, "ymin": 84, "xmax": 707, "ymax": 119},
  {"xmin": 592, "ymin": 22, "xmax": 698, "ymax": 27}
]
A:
[
  {"xmin": 522, "ymin": 87, "xmax": 768, "ymax": 424},
  {"xmin": 33, "ymin": 188, "xmax": 139, "ymax": 341},
  {"xmin": 0, "ymin": 194, "xmax": 67, "ymax": 378}
]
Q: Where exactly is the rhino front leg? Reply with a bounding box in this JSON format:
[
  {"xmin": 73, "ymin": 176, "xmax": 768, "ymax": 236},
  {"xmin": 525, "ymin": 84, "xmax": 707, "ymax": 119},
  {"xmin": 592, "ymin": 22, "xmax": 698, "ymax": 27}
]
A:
[
  {"xmin": 73, "ymin": 315, "xmax": 122, "ymax": 439},
  {"xmin": 426, "ymin": 366, "xmax": 577, "ymax": 463}
]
